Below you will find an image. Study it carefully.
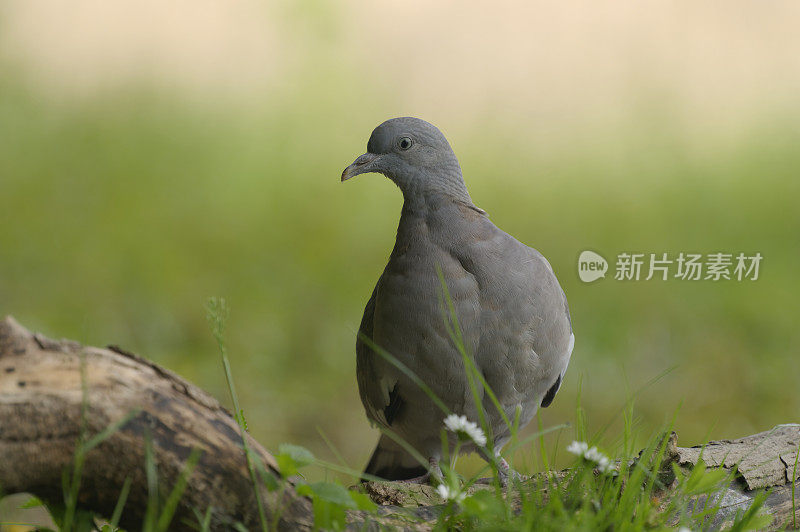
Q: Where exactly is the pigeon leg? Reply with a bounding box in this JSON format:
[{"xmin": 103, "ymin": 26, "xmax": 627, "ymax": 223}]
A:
[
  {"xmin": 495, "ymin": 456, "xmax": 525, "ymax": 485},
  {"xmin": 476, "ymin": 450, "xmax": 526, "ymax": 486}
]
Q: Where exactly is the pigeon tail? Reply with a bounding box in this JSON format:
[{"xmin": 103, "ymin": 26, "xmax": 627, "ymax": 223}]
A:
[{"xmin": 363, "ymin": 434, "xmax": 428, "ymax": 481}]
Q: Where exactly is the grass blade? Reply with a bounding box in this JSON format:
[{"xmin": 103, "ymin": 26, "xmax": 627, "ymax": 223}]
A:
[
  {"xmin": 357, "ymin": 333, "xmax": 450, "ymax": 416},
  {"xmin": 109, "ymin": 476, "xmax": 133, "ymax": 528},
  {"xmin": 83, "ymin": 410, "xmax": 140, "ymax": 452},
  {"xmin": 206, "ymin": 297, "xmax": 268, "ymax": 532},
  {"xmin": 156, "ymin": 448, "xmax": 202, "ymax": 531},
  {"xmin": 143, "ymin": 435, "xmax": 159, "ymax": 532}
]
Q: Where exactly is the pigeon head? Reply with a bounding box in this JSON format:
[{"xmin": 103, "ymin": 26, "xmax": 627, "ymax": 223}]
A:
[{"xmin": 342, "ymin": 117, "xmax": 474, "ymax": 207}]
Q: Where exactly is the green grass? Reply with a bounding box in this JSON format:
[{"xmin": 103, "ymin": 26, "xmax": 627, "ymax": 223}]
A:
[{"xmin": 2, "ymin": 295, "xmax": 779, "ymax": 531}]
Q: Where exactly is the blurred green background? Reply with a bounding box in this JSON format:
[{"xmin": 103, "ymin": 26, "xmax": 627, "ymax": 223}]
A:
[{"xmin": 1, "ymin": 1, "xmax": 799, "ymax": 482}]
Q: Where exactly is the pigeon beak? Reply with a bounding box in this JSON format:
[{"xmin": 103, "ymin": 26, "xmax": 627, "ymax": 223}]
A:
[{"xmin": 341, "ymin": 153, "xmax": 380, "ymax": 182}]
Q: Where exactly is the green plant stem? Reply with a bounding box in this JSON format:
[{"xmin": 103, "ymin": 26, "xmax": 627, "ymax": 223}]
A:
[
  {"xmin": 206, "ymin": 297, "xmax": 269, "ymax": 532},
  {"xmin": 792, "ymin": 440, "xmax": 799, "ymax": 529}
]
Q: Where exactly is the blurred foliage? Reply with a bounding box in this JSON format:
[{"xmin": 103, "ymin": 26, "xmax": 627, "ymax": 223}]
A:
[{"xmin": 1, "ymin": 62, "xmax": 798, "ymax": 483}]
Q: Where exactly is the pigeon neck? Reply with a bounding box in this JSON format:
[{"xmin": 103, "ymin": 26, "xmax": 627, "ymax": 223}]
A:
[{"xmin": 396, "ymin": 168, "xmax": 477, "ymax": 215}]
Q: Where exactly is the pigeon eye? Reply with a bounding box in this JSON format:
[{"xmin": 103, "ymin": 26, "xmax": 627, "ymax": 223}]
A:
[{"xmin": 398, "ymin": 137, "xmax": 413, "ymax": 150}]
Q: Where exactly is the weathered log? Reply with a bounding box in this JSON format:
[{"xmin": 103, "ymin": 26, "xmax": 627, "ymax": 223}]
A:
[
  {"xmin": 1, "ymin": 315, "xmax": 798, "ymax": 530},
  {"xmin": 0, "ymin": 316, "xmax": 312, "ymax": 531},
  {"xmin": 675, "ymin": 425, "xmax": 800, "ymax": 529}
]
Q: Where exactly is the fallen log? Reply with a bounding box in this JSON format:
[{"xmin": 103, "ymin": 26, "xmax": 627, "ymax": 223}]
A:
[{"xmin": 0, "ymin": 316, "xmax": 312, "ymax": 531}]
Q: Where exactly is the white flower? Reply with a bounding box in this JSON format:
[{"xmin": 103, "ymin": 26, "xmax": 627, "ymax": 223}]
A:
[
  {"xmin": 677, "ymin": 528, "xmax": 692, "ymax": 532},
  {"xmin": 437, "ymin": 483, "xmax": 466, "ymax": 503},
  {"xmin": 566, "ymin": 441, "xmax": 616, "ymax": 474},
  {"xmin": 443, "ymin": 414, "xmax": 487, "ymax": 447},
  {"xmin": 566, "ymin": 441, "xmax": 589, "ymax": 456},
  {"xmin": 595, "ymin": 455, "xmax": 613, "ymax": 473},
  {"xmin": 584, "ymin": 446, "xmax": 605, "ymax": 463}
]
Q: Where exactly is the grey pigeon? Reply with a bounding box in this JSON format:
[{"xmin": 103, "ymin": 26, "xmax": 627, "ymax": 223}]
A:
[{"xmin": 342, "ymin": 117, "xmax": 574, "ymax": 483}]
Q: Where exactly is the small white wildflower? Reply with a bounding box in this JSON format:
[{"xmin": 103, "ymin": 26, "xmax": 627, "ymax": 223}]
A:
[
  {"xmin": 584, "ymin": 446, "xmax": 604, "ymax": 463},
  {"xmin": 566, "ymin": 440, "xmax": 589, "ymax": 456},
  {"xmin": 595, "ymin": 455, "xmax": 613, "ymax": 473},
  {"xmin": 567, "ymin": 441, "xmax": 616, "ymax": 474},
  {"xmin": 677, "ymin": 528, "xmax": 692, "ymax": 532},
  {"xmin": 436, "ymin": 483, "xmax": 466, "ymax": 503},
  {"xmin": 443, "ymin": 414, "xmax": 487, "ymax": 447}
]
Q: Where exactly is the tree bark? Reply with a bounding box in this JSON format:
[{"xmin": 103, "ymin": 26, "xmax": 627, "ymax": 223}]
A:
[
  {"xmin": 1, "ymin": 315, "xmax": 798, "ymax": 530},
  {"xmin": 674, "ymin": 425, "xmax": 800, "ymax": 530}
]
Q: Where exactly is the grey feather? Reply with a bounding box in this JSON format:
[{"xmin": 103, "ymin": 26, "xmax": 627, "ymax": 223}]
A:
[{"xmin": 344, "ymin": 117, "xmax": 574, "ymax": 481}]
